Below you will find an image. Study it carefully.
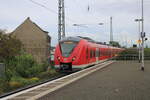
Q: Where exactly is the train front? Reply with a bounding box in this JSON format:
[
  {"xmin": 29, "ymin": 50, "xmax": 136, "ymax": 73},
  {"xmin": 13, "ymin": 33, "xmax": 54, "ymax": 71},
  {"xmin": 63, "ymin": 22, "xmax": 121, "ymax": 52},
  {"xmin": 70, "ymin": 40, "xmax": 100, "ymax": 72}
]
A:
[{"xmin": 54, "ymin": 37, "xmax": 81, "ymax": 72}]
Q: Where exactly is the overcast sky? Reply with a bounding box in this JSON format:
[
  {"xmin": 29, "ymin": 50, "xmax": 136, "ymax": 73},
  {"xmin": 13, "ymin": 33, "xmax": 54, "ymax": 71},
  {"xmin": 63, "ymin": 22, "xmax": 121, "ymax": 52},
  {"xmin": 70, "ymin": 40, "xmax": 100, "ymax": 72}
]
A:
[{"xmin": 0, "ymin": 0, "xmax": 150, "ymax": 47}]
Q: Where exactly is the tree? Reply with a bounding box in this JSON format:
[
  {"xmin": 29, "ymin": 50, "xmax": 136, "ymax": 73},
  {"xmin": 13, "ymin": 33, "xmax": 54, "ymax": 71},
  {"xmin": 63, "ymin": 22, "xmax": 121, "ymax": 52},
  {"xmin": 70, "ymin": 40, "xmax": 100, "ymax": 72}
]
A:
[
  {"xmin": 109, "ymin": 41, "xmax": 121, "ymax": 47},
  {"xmin": 0, "ymin": 30, "xmax": 22, "ymax": 62}
]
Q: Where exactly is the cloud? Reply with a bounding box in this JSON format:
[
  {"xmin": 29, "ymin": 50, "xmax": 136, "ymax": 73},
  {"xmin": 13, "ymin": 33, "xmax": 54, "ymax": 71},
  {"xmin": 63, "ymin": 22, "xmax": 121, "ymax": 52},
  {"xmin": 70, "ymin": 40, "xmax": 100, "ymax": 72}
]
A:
[{"xmin": 0, "ymin": 0, "xmax": 150, "ymax": 47}]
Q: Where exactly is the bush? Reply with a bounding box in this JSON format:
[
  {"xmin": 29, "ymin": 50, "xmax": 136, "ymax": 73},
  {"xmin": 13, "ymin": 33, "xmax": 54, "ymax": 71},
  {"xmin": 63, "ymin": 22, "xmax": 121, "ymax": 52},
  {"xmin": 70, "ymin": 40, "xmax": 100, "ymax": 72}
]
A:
[
  {"xmin": 116, "ymin": 48, "xmax": 150, "ymax": 60},
  {"xmin": 0, "ymin": 89, "xmax": 3, "ymax": 94},
  {"xmin": 0, "ymin": 78, "xmax": 9, "ymax": 94},
  {"xmin": 0, "ymin": 53, "xmax": 58, "ymax": 94},
  {"xmin": 9, "ymin": 81, "xmax": 22, "ymax": 90},
  {"xmin": 0, "ymin": 31, "xmax": 22, "ymax": 62},
  {"xmin": 5, "ymin": 54, "xmax": 49, "ymax": 78},
  {"xmin": 145, "ymin": 48, "xmax": 150, "ymax": 56},
  {"xmin": 0, "ymin": 76, "xmax": 40, "ymax": 94},
  {"xmin": 38, "ymin": 70, "xmax": 58, "ymax": 79},
  {"xmin": 15, "ymin": 54, "xmax": 36, "ymax": 77},
  {"xmin": 28, "ymin": 77, "xmax": 39, "ymax": 82},
  {"xmin": 10, "ymin": 76, "xmax": 39, "ymax": 86}
]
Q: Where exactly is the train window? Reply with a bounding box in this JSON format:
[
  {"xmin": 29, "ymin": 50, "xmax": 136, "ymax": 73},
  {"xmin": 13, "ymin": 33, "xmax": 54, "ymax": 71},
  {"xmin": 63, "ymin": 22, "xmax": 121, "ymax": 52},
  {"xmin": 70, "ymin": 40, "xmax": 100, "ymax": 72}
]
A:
[
  {"xmin": 93, "ymin": 50, "xmax": 94, "ymax": 58},
  {"xmin": 91, "ymin": 50, "xmax": 93, "ymax": 58},
  {"xmin": 106, "ymin": 50, "xmax": 108, "ymax": 56},
  {"xmin": 93, "ymin": 50, "xmax": 95, "ymax": 57},
  {"xmin": 103, "ymin": 50, "xmax": 105, "ymax": 56},
  {"xmin": 90, "ymin": 49, "xmax": 92, "ymax": 58},
  {"xmin": 60, "ymin": 41, "xmax": 77, "ymax": 57},
  {"xmin": 99, "ymin": 49, "xmax": 100, "ymax": 57},
  {"xmin": 93, "ymin": 49, "xmax": 94, "ymax": 58},
  {"xmin": 104, "ymin": 50, "xmax": 106, "ymax": 56},
  {"xmin": 105, "ymin": 50, "xmax": 108, "ymax": 56},
  {"xmin": 96, "ymin": 49, "xmax": 97, "ymax": 57},
  {"xmin": 95, "ymin": 49, "xmax": 99, "ymax": 57},
  {"xmin": 90, "ymin": 50, "xmax": 92, "ymax": 58}
]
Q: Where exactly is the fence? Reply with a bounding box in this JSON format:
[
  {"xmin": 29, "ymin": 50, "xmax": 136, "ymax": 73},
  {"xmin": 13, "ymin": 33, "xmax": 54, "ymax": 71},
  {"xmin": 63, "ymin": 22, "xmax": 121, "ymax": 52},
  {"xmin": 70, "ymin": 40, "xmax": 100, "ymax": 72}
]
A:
[{"xmin": 114, "ymin": 55, "xmax": 150, "ymax": 61}]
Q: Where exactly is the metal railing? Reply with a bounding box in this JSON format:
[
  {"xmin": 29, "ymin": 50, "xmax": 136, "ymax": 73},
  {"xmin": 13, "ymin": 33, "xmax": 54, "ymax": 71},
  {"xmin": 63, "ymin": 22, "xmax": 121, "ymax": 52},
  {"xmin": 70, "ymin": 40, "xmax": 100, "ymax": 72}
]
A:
[{"xmin": 114, "ymin": 55, "xmax": 150, "ymax": 61}]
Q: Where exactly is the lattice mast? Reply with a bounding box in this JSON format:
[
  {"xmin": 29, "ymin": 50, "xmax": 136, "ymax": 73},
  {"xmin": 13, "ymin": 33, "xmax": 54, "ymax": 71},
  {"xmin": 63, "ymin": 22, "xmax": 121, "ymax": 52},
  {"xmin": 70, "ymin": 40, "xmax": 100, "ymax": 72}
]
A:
[{"xmin": 58, "ymin": 0, "xmax": 65, "ymax": 41}]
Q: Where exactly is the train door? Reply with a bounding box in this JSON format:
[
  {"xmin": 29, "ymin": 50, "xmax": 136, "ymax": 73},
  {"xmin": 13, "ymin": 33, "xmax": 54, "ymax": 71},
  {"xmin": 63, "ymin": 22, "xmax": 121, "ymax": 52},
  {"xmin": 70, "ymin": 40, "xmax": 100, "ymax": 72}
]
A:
[
  {"xmin": 86, "ymin": 46, "xmax": 89, "ymax": 64},
  {"xmin": 96, "ymin": 48, "xmax": 99, "ymax": 64},
  {"xmin": 90, "ymin": 47, "xmax": 93, "ymax": 63},
  {"xmin": 99, "ymin": 48, "xmax": 101, "ymax": 60}
]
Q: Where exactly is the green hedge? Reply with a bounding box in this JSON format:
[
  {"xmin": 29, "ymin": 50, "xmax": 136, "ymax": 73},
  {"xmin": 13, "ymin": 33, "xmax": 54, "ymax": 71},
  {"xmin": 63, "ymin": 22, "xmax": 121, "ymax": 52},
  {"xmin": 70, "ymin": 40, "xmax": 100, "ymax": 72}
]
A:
[
  {"xmin": 0, "ymin": 54, "xmax": 60, "ymax": 95},
  {"xmin": 116, "ymin": 48, "xmax": 150, "ymax": 60},
  {"xmin": 5, "ymin": 54, "xmax": 49, "ymax": 78}
]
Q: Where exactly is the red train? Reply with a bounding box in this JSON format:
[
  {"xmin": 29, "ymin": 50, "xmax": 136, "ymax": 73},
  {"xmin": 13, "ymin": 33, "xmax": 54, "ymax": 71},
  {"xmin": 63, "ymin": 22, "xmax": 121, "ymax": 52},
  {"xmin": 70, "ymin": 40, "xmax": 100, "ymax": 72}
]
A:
[{"xmin": 54, "ymin": 36, "xmax": 123, "ymax": 72}]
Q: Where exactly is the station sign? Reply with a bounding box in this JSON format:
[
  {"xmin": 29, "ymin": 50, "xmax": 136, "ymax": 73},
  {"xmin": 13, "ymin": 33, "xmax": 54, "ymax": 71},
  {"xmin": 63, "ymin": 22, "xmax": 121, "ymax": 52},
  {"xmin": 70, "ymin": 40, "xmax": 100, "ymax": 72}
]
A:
[{"xmin": 137, "ymin": 39, "xmax": 142, "ymax": 44}]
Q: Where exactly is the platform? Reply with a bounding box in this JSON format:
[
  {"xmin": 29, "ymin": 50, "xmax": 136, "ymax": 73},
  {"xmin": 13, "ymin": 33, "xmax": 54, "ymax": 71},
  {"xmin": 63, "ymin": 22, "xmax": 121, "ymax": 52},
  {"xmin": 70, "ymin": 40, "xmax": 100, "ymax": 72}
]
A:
[{"xmin": 39, "ymin": 61, "xmax": 150, "ymax": 100}]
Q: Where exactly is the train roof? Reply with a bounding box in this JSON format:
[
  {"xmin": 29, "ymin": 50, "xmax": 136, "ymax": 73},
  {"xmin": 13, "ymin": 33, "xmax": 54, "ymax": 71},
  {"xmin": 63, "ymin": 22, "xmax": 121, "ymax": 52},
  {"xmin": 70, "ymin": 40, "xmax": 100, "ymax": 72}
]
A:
[
  {"xmin": 60, "ymin": 37, "xmax": 81, "ymax": 42},
  {"xmin": 59, "ymin": 36, "xmax": 95, "ymax": 43},
  {"xmin": 60, "ymin": 36, "xmax": 121, "ymax": 48},
  {"xmin": 77, "ymin": 36, "xmax": 109, "ymax": 45},
  {"xmin": 60, "ymin": 36, "xmax": 109, "ymax": 45}
]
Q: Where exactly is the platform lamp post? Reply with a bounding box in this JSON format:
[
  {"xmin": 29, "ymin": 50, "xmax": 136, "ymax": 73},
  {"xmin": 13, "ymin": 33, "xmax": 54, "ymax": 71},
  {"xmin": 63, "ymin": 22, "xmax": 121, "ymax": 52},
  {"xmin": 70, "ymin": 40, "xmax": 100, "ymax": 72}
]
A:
[
  {"xmin": 98, "ymin": 23, "xmax": 104, "ymax": 26},
  {"xmin": 73, "ymin": 23, "xmax": 104, "ymax": 27},
  {"xmin": 73, "ymin": 23, "xmax": 104, "ymax": 39},
  {"xmin": 135, "ymin": 19, "xmax": 142, "ymax": 63},
  {"xmin": 73, "ymin": 24, "xmax": 88, "ymax": 28},
  {"xmin": 72, "ymin": 23, "xmax": 104, "ymax": 36},
  {"xmin": 72, "ymin": 23, "xmax": 104, "ymax": 33},
  {"xmin": 141, "ymin": 0, "xmax": 145, "ymax": 71}
]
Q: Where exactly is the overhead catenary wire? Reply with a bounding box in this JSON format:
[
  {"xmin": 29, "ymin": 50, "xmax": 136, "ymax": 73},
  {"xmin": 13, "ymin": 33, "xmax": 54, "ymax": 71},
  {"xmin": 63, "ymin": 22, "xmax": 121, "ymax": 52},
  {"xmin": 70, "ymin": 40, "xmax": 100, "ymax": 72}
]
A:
[
  {"xmin": 28, "ymin": 0, "xmax": 78, "ymax": 24},
  {"xmin": 29, "ymin": 0, "xmax": 58, "ymax": 14},
  {"xmin": 28, "ymin": 0, "xmax": 103, "ymax": 26},
  {"xmin": 70, "ymin": 0, "xmax": 104, "ymax": 24},
  {"xmin": 28, "ymin": 0, "xmax": 105, "ymax": 35}
]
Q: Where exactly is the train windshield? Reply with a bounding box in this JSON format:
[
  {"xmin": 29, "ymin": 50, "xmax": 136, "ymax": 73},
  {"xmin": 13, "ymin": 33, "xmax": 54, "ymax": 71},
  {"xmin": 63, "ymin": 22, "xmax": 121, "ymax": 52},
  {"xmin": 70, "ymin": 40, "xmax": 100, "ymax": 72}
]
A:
[{"xmin": 60, "ymin": 41, "xmax": 77, "ymax": 57}]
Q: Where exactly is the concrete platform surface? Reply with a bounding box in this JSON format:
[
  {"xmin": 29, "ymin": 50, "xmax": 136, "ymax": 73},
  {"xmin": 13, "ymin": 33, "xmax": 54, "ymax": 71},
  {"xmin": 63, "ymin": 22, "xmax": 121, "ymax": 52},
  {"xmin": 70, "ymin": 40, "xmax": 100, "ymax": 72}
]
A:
[{"xmin": 39, "ymin": 61, "xmax": 150, "ymax": 100}]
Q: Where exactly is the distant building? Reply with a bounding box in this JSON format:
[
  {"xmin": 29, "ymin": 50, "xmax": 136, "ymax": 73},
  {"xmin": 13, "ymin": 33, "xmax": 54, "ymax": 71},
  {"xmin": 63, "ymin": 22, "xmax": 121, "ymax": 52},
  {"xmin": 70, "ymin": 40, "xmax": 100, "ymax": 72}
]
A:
[{"xmin": 11, "ymin": 17, "xmax": 51, "ymax": 63}]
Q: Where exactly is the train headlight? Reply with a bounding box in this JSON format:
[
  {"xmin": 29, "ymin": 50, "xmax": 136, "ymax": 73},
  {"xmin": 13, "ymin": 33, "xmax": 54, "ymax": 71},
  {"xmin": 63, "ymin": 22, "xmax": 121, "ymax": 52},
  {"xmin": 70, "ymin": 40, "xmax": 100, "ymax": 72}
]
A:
[
  {"xmin": 57, "ymin": 56, "xmax": 60, "ymax": 61},
  {"xmin": 72, "ymin": 57, "xmax": 76, "ymax": 61}
]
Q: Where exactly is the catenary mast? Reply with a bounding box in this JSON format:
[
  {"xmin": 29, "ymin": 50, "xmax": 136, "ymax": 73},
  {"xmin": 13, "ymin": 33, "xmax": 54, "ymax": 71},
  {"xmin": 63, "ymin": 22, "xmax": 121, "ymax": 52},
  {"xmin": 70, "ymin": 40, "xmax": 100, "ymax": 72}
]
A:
[{"xmin": 58, "ymin": 0, "xmax": 65, "ymax": 41}]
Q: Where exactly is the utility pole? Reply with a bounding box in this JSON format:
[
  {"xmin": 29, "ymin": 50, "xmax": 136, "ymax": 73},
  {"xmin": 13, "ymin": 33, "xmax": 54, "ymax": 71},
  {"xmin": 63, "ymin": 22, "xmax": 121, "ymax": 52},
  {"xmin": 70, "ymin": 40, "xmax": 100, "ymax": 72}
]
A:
[
  {"xmin": 110, "ymin": 17, "xmax": 113, "ymax": 58},
  {"xmin": 58, "ymin": 0, "xmax": 65, "ymax": 41},
  {"xmin": 141, "ymin": 0, "xmax": 145, "ymax": 71},
  {"xmin": 135, "ymin": 19, "xmax": 142, "ymax": 63},
  {"xmin": 110, "ymin": 16, "xmax": 113, "ymax": 43},
  {"xmin": 138, "ymin": 20, "xmax": 141, "ymax": 63}
]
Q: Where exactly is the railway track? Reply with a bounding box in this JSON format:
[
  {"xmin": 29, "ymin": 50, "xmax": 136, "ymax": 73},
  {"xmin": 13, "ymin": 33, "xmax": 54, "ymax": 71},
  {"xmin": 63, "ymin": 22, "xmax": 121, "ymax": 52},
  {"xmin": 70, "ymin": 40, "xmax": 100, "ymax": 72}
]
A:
[{"xmin": 1, "ymin": 60, "xmax": 114, "ymax": 100}]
